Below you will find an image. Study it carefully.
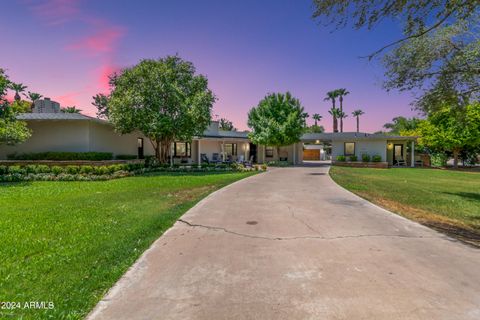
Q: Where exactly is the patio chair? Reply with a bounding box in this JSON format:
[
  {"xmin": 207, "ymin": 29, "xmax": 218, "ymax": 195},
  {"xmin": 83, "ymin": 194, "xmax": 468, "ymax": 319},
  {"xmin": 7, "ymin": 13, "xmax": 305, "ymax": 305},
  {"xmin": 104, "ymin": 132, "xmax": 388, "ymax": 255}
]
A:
[
  {"xmin": 414, "ymin": 155, "xmax": 423, "ymax": 167},
  {"xmin": 212, "ymin": 153, "xmax": 221, "ymax": 163},
  {"xmin": 225, "ymin": 154, "xmax": 233, "ymax": 164},
  {"xmin": 395, "ymin": 156, "xmax": 407, "ymax": 166},
  {"xmin": 201, "ymin": 153, "xmax": 209, "ymax": 164},
  {"xmin": 237, "ymin": 155, "xmax": 245, "ymax": 163},
  {"xmin": 245, "ymin": 155, "xmax": 254, "ymax": 168}
]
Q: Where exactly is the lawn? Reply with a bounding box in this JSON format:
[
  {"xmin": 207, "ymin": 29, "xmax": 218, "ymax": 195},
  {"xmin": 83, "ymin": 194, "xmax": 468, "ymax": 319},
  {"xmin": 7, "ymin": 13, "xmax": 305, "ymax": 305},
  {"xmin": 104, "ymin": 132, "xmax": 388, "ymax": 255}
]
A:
[
  {"xmin": 330, "ymin": 167, "xmax": 480, "ymax": 246},
  {"xmin": 0, "ymin": 171, "xmax": 255, "ymax": 319}
]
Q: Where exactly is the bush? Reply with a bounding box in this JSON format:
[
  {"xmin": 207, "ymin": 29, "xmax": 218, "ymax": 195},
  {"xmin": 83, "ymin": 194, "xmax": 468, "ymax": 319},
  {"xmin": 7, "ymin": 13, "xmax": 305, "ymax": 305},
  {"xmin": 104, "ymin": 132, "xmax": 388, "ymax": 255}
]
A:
[
  {"xmin": 372, "ymin": 155, "xmax": 382, "ymax": 162},
  {"xmin": 51, "ymin": 166, "xmax": 64, "ymax": 175},
  {"xmin": 430, "ymin": 153, "xmax": 448, "ymax": 167},
  {"xmin": 349, "ymin": 155, "xmax": 358, "ymax": 162},
  {"xmin": 0, "ymin": 165, "xmax": 8, "ymax": 175},
  {"xmin": 261, "ymin": 164, "xmax": 267, "ymax": 171},
  {"xmin": 115, "ymin": 154, "xmax": 137, "ymax": 160},
  {"xmin": 93, "ymin": 166, "xmax": 110, "ymax": 175},
  {"xmin": 8, "ymin": 166, "xmax": 26, "ymax": 174},
  {"xmin": 7, "ymin": 152, "xmax": 113, "ymax": 161},
  {"xmin": 361, "ymin": 154, "xmax": 371, "ymax": 162},
  {"xmin": 65, "ymin": 165, "xmax": 80, "ymax": 174},
  {"xmin": 35, "ymin": 165, "xmax": 51, "ymax": 173},
  {"xmin": 79, "ymin": 165, "xmax": 94, "ymax": 174},
  {"xmin": 336, "ymin": 155, "xmax": 346, "ymax": 162}
]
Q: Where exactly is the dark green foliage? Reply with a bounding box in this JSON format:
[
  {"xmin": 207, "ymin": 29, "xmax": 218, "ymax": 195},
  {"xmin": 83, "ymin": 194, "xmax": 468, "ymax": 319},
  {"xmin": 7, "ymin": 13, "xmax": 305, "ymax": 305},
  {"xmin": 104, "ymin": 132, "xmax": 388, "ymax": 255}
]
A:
[
  {"xmin": 7, "ymin": 152, "xmax": 113, "ymax": 161},
  {"xmin": 336, "ymin": 155, "xmax": 346, "ymax": 162},
  {"xmin": 362, "ymin": 154, "xmax": 371, "ymax": 162},
  {"xmin": 372, "ymin": 155, "xmax": 382, "ymax": 162},
  {"xmin": 349, "ymin": 155, "xmax": 358, "ymax": 161},
  {"xmin": 115, "ymin": 154, "xmax": 137, "ymax": 160}
]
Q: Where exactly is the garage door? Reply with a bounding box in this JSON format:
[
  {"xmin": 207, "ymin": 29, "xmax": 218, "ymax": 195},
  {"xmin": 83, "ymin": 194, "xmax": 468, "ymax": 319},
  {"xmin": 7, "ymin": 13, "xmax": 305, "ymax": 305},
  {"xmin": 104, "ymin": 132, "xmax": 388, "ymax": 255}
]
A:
[{"xmin": 303, "ymin": 149, "xmax": 320, "ymax": 160}]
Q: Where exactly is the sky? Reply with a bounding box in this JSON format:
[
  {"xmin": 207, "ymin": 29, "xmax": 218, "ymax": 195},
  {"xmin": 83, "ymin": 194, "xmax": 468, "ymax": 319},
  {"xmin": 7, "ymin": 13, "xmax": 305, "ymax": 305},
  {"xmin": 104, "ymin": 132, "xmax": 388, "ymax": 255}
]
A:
[{"xmin": 0, "ymin": 0, "xmax": 418, "ymax": 132}]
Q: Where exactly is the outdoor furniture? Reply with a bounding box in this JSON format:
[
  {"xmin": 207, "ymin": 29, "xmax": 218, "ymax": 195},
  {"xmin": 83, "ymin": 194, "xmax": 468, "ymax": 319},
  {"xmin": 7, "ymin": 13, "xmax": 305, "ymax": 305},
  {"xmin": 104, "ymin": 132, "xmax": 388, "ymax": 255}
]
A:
[
  {"xmin": 237, "ymin": 155, "xmax": 245, "ymax": 163},
  {"xmin": 225, "ymin": 154, "xmax": 233, "ymax": 164},
  {"xmin": 201, "ymin": 153, "xmax": 209, "ymax": 164},
  {"xmin": 414, "ymin": 155, "xmax": 423, "ymax": 167},
  {"xmin": 245, "ymin": 155, "xmax": 254, "ymax": 168},
  {"xmin": 395, "ymin": 156, "xmax": 407, "ymax": 166},
  {"xmin": 212, "ymin": 153, "xmax": 221, "ymax": 163}
]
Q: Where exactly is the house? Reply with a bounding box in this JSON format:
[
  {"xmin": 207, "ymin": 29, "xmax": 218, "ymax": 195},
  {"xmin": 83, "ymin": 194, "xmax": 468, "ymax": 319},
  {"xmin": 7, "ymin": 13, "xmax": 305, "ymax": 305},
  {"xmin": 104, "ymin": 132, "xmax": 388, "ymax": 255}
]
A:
[{"xmin": 0, "ymin": 113, "xmax": 418, "ymax": 167}]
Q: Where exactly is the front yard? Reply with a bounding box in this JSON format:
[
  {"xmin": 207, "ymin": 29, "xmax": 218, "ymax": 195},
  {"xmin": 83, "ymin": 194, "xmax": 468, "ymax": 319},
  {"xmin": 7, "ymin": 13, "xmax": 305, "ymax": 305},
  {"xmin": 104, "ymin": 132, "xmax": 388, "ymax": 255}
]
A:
[
  {"xmin": 0, "ymin": 171, "xmax": 255, "ymax": 319},
  {"xmin": 330, "ymin": 167, "xmax": 480, "ymax": 246}
]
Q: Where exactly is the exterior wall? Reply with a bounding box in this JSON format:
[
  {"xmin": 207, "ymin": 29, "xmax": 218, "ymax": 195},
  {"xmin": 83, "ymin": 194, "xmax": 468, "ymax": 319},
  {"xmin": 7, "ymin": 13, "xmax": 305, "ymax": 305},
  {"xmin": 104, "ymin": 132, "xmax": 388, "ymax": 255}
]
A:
[
  {"xmin": 88, "ymin": 122, "xmax": 155, "ymax": 157},
  {"xmin": 259, "ymin": 144, "xmax": 302, "ymax": 164},
  {"xmin": 332, "ymin": 139, "xmax": 387, "ymax": 161},
  {"xmin": 0, "ymin": 120, "xmax": 90, "ymax": 159},
  {"xmin": 185, "ymin": 139, "xmax": 250, "ymax": 164}
]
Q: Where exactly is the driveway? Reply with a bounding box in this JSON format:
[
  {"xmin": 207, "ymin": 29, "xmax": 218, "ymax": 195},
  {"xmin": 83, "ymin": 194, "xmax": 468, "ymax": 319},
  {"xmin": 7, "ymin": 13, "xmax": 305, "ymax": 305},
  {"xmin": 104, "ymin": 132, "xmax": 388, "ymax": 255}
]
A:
[{"xmin": 89, "ymin": 165, "xmax": 480, "ymax": 320}]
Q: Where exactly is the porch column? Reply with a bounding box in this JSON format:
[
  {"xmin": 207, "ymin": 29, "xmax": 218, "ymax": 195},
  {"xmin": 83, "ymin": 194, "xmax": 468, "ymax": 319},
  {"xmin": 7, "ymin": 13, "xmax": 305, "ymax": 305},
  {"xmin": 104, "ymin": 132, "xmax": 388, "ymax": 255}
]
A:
[
  {"xmin": 197, "ymin": 140, "xmax": 201, "ymax": 165},
  {"xmin": 293, "ymin": 142, "xmax": 296, "ymax": 165},
  {"xmin": 244, "ymin": 142, "xmax": 248, "ymax": 160},
  {"xmin": 411, "ymin": 140, "xmax": 415, "ymax": 167}
]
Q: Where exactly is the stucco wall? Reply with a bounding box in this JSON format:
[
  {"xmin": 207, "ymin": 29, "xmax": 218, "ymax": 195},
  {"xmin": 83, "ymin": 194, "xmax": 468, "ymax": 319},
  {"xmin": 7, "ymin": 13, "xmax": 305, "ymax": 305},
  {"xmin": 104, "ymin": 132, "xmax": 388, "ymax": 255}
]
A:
[
  {"xmin": 192, "ymin": 140, "xmax": 250, "ymax": 164},
  {"xmin": 0, "ymin": 120, "xmax": 90, "ymax": 159},
  {"xmin": 332, "ymin": 140, "xmax": 387, "ymax": 161}
]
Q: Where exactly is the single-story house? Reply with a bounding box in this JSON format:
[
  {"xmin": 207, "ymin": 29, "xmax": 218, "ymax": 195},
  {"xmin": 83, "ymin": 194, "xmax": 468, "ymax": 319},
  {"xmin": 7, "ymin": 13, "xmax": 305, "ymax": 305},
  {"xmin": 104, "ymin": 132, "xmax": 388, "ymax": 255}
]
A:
[{"xmin": 0, "ymin": 113, "xmax": 418, "ymax": 167}]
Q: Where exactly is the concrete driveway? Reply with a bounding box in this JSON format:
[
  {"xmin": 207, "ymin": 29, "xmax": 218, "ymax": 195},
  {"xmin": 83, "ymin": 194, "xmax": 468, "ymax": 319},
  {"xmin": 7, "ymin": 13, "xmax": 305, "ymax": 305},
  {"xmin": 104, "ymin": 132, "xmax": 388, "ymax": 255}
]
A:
[{"xmin": 89, "ymin": 165, "xmax": 480, "ymax": 320}]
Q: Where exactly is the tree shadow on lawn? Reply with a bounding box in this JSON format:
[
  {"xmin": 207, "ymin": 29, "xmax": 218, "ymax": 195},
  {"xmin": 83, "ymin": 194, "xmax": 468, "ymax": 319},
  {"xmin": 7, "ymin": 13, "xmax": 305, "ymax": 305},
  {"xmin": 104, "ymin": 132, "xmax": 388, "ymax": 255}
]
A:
[
  {"xmin": 0, "ymin": 181, "xmax": 32, "ymax": 188},
  {"xmin": 443, "ymin": 192, "xmax": 480, "ymax": 202}
]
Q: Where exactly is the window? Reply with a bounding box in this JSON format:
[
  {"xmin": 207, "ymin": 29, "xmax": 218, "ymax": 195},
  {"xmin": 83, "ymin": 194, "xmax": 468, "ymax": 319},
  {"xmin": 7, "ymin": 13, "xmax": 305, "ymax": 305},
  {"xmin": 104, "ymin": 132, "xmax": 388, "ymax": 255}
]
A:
[
  {"xmin": 173, "ymin": 142, "xmax": 191, "ymax": 157},
  {"xmin": 224, "ymin": 143, "xmax": 237, "ymax": 156},
  {"xmin": 265, "ymin": 146, "xmax": 274, "ymax": 157},
  {"xmin": 344, "ymin": 142, "xmax": 355, "ymax": 156}
]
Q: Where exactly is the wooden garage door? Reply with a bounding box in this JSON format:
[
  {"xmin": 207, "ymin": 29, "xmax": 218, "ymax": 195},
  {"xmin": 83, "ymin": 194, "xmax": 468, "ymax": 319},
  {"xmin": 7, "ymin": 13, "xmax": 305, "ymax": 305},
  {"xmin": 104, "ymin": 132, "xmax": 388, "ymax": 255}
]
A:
[{"xmin": 303, "ymin": 149, "xmax": 320, "ymax": 160}]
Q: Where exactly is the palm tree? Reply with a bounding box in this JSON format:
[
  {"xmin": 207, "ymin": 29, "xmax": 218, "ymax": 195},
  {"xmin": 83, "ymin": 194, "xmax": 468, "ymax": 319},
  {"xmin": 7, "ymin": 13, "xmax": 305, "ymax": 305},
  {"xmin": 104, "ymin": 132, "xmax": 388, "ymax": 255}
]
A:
[
  {"xmin": 352, "ymin": 109, "xmax": 365, "ymax": 132},
  {"xmin": 324, "ymin": 90, "xmax": 338, "ymax": 110},
  {"xmin": 336, "ymin": 88, "xmax": 349, "ymax": 132},
  {"xmin": 328, "ymin": 107, "xmax": 341, "ymax": 132},
  {"xmin": 61, "ymin": 106, "xmax": 82, "ymax": 113},
  {"xmin": 10, "ymin": 83, "xmax": 27, "ymax": 101},
  {"xmin": 312, "ymin": 113, "xmax": 322, "ymax": 126},
  {"xmin": 25, "ymin": 91, "xmax": 42, "ymax": 110}
]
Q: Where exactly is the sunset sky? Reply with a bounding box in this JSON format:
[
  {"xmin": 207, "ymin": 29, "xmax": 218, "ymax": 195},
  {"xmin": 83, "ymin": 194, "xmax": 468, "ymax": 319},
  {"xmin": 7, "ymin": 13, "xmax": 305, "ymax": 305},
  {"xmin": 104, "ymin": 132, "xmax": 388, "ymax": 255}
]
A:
[{"xmin": 1, "ymin": 0, "xmax": 418, "ymax": 132}]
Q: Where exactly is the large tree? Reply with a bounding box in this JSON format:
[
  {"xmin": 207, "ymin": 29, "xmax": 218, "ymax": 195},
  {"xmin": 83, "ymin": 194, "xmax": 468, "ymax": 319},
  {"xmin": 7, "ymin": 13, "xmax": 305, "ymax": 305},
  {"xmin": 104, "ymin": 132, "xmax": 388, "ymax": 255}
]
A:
[
  {"xmin": 0, "ymin": 69, "xmax": 31, "ymax": 145},
  {"xmin": 105, "ymin": 56, "xmax": 215, "ymax": 163},
  {"xmin": 312, "ymin": 1, "xmax": 480, "ymax": 113},
  {"xmin": 248, "ymin": 92, "xmax": 308, "ymax": 158},
  {"xmin": 418, "ymin": 103, "xmax": 480, "ymax": 168},
  {"xmin": 219, "ymin": 117, "xmax": 236, "ymax": 131},
  {"xmin": 328, "ymin": 107, "xmax": 341, "ymax": 133},
  {"xmin": 336, "ymin": 88, "xmax": 349, "ymax": 132},
  {"xmin": 383, "ymin": 116, "xmax": 423, "ymax": 135},
  {"xmin": 352, "ymin": 109, "xmax": 364, "ymax": 132}
]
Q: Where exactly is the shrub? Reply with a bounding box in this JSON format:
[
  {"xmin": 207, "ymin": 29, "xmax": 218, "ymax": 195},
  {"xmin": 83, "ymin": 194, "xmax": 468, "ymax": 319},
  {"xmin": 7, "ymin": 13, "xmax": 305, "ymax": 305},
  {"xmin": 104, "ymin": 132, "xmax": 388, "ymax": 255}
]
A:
[
  {"xmin": 65, "ymin": 165, "xmax": 80, "ymax": 174},
  {"xmin": 430, "ymin": 153, "xmax": 447, "ymax": 167},
  {"xmin": 7, "ymin": 152, "xmax": 113, "ymax": 161},
  {"xmin": 336, "ymin": 155, "xmax": 346, "ymax": 162},
  {"xmin": 25, "ymin": 165, "xmax": 38, "ymax": 174},
  {"xmin": 361, "ymin": 154, "xmax": 371, "ymax": 162},
  {"xmin": 8, "ymin": 166, "xmax": 26, "ymax": 174},
  {"xmin": 115, "ymin": 154, "xmax": 137, "ymax": 160},
  {"xmin": 372, "ymin": 155, "xmax": 382, "ymax": 162},
  {"xmin": 79, "ymin": 165, "xmax": 94, "ymax": 174},
  {"xmin": 261, "ymin": 164, "xmax": 267, "ymax": 171},
  {"xmin": 0, "ymin": 165, "xmax": 8, "ymax": 175},
  {"xmin": 51, "ymin": 166, "xmax": 64, "ymax": 175},
  {"xmin": 93, "ymin": 166, "xmax": 110, "ymax": 175},
  {"xmin": 35, "ymin": 165, "xmax": 51, "ymax": 173},
  {"xmin": 349, "ymin": 155, "xmax": 358, "ymax": 162}
]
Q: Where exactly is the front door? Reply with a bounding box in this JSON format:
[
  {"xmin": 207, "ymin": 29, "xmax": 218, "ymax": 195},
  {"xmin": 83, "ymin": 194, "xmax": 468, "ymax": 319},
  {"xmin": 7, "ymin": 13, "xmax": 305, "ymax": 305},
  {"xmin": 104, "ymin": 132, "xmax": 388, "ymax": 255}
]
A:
[
  {"xmin": 249, "ymin": 143, "xmax": 257, "ymax": 163},
  {"xmin": 137, "ymin": 138, "xmax": 144, "ymax": 159},
  {"xmin": 393, "ymin": 144, "xmax": 403, "ymax": 164}
]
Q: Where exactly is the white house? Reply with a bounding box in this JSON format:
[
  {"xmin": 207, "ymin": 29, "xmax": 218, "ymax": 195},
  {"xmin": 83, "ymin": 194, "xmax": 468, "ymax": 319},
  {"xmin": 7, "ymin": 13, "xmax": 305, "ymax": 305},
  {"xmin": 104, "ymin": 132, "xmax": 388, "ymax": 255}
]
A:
[{"xmin": 0, "ymin": 113, "xmax": 418, "ymax": 167}]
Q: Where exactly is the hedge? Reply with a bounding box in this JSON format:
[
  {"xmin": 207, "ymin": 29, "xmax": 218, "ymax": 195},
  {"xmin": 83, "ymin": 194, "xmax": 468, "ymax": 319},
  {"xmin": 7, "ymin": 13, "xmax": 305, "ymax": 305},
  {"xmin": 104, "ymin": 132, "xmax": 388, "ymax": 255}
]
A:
[{"xmin": 7, "ymin": 152, "xmax": 113, "ymax": 161}]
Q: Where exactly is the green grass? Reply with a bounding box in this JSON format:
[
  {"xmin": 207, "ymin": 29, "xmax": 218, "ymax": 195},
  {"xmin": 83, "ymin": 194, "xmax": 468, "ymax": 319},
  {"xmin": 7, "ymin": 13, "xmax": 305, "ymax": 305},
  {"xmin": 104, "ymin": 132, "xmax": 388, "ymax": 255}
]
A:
[
  {"xmin": 330, "ymin": 167, "xmax": 480, "ymax": 245},
  {"xmin": 0, "ymin": 171, "xmax": 255, "ymax": 319}
]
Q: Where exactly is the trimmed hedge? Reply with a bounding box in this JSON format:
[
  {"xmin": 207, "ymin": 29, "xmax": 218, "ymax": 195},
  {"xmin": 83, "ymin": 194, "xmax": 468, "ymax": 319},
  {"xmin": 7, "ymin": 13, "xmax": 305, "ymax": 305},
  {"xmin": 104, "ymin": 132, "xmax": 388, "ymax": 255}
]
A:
[
  {"xmin": 336, "ymin": 155, "xmax": 346, "ymax": 162},
  {"xmin": 7, "ymin": 152, "xmax": 113, "ymax": 161},
  {"xmin": 115, "ymin": 154, "xmax": 138, "ymax": 160},
  {"xmin": 372, "ymin": 155, "xmax": 382, "ymax": 162}
]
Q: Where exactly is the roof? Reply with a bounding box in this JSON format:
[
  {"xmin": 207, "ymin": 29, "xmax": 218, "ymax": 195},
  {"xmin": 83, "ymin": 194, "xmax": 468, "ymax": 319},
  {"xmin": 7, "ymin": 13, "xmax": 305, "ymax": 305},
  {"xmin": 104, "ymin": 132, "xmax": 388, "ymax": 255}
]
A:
[
  {"xmin": 301, "ymin": 132, "xmax": 416, "ymax": 141},
  {"xmin": 201, "ymin": 130, "xmax": 249, "ymax": 139},
  {"xmin": 17, "ymin": 112, "xmax": 103, "ymax": 121}
]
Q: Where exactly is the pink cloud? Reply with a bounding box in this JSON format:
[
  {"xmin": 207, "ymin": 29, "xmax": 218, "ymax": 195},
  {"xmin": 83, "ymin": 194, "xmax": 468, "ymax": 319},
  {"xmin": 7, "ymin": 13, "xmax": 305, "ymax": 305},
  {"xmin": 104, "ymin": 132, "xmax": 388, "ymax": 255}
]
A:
[
  {"xmin": 25, "ymin": 0, "xmax": 80, "ymax": 25},
  {"xmin": 54, "ymin": 91, "xmax": 82, "ymax": 107},
  {"xmin": 66, "ymin": 26, "xmax": 125, "ymax": 56},
  {"xmin": 96, "ymin": 64, "xmax": 120, "ymax": 93}
]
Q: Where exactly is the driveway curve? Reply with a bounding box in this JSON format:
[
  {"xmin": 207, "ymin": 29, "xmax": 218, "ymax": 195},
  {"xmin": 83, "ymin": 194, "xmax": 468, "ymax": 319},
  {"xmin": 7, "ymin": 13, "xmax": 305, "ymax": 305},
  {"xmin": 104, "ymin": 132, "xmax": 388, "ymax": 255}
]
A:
[{"xmin": 89, "ymin": 165, "xmax": 480, "ymax": 320}]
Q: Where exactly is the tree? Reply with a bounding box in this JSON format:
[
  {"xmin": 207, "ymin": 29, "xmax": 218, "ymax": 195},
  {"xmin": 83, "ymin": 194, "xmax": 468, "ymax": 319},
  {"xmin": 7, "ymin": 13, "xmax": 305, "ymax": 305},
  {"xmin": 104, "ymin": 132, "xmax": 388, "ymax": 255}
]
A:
[
  {"xmin": 352, "ymin": 109, "xmax": 365, "ymax": 132},
  {"xmin": 418, "ymin": 103, "xmax": 480, "ymax": 168},
  {"xmin": 25, "ymin": 91, "xmax": 42, "ymax": 110},
  {"xmin": 0, "ymin": 69, "xmax": 31, "ymax": 145},
  {"xmin": 105, "ymin": 56, "xmax": 215, "ymax": 163},
  {"xmin": 9, "ymin": 82, "xmax": 27, "ymax": 101},
  {"xmin": 312, "ymin": 1, "xmax": 480, "ymax": 113},
  {"xmin": 248, "ymin": 92, "xmax": 308, "ymax": 158},
  {"xmin": 61, "ymin": 106, "xmax": 82, "ymax": 113},
  {"xmin": 312, "ymin": 113, "xmax": 322, "ymax": 126},
  {"xmin": 336, "ymin": 88, "xmax": 349, "ymax": 132},
  {"xmin": 383, "ymin": 116, "xmax": 422, "ymax": 135},
  {"xmin": 92, "ymin": 93, "xmax": 110, "ymax": 119},
  {"xmin": 306, "ymin": 124, "xmax": 325, "ymax": 133},
  {"xmin": 328, "ymin": 107, "xmax": 341, "ymax": 133},
  {"xmin": 219, "ymin": 117, "xmax": 236, "ymax": 131},
  {"xmin": 324, "ymin": 90, "xmax": 338, "ymax": 110}
]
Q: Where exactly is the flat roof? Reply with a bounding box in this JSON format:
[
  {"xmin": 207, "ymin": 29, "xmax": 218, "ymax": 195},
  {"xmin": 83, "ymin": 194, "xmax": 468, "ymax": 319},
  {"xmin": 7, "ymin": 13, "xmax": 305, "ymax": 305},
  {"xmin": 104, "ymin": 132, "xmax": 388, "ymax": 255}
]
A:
[{"xmin": 301, "ymin": 132, "xmax": 416, "ymax": 141}]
